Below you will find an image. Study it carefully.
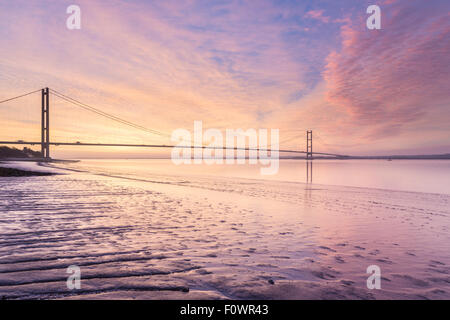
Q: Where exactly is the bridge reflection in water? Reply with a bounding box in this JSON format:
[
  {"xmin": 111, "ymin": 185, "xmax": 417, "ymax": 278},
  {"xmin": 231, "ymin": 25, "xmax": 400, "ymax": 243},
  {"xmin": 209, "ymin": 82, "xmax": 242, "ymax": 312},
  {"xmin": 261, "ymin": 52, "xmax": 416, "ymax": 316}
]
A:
[{"xmin": 306, "ymin": 160, "xmax": 313, "ymax": 184}]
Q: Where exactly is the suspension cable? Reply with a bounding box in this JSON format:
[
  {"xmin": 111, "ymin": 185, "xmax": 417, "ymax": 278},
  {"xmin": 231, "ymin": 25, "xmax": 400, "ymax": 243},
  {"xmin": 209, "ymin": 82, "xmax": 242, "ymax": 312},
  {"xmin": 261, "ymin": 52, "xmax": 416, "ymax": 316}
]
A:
[{"xmin": 0, "ymin": 89, "xmax": 42, "ymax": 105}]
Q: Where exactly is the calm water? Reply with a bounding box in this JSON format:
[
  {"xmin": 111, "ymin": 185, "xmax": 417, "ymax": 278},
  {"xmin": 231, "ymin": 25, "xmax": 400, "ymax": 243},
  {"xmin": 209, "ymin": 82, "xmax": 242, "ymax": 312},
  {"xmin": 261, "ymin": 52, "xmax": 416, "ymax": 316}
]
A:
[{"xmin": 74, "ymin": 159, "xmax": 450, "ymax": 195}]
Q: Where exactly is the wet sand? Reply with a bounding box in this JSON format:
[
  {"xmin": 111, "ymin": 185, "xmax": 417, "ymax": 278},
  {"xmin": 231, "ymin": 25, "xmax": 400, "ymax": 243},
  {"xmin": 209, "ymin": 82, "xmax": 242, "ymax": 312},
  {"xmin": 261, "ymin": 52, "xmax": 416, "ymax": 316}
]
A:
[{"xmin": 0, "ymin": 161, "xmax": 449, "ymax": 300}]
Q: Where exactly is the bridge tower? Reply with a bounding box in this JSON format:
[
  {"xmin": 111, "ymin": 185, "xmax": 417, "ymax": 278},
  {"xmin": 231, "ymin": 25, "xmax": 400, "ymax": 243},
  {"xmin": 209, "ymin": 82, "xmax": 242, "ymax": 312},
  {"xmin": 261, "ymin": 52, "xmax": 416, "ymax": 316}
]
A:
[
  {"xmin": 41, "ymin": 87, "xmax": 50, "ymax": 159},
  {"xmin": 306, "ymin": 130, "xmax": 312, "ymax": 160}
]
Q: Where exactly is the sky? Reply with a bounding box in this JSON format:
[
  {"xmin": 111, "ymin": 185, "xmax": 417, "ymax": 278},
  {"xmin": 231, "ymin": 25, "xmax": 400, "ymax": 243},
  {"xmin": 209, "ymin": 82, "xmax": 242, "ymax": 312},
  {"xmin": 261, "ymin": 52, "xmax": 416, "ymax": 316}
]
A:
[{"xmin": 0, "ymin": 0, "xmax": 449, "ymax": 157}]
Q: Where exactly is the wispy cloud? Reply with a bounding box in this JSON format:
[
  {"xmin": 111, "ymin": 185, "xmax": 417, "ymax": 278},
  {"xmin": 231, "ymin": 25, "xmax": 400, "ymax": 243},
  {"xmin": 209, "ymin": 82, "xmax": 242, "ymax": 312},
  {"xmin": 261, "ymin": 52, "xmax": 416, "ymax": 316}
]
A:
[
  {"xmin": 324, "ymin": 0, "xmax": 450, "ymax": 141},
  {"xmin": 305, "ymin": 10, "xmax": 330, "ymax": 24}
]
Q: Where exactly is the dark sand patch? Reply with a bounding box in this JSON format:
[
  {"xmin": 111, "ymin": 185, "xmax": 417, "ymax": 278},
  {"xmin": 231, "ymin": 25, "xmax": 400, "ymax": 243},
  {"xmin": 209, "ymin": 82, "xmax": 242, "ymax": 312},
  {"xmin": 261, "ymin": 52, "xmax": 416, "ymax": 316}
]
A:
[{"xmin": 0, "ymin": 167, "xmax": 55, "ymax": 177}]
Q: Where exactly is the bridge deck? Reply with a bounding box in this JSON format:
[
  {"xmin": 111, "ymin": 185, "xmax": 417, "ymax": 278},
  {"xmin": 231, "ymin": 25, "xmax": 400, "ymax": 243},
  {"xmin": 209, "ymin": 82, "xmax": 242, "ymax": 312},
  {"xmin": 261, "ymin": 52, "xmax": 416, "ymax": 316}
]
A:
[{"xmin": 0, "ymin": 141, "xmax": 345, "ymax": 157}]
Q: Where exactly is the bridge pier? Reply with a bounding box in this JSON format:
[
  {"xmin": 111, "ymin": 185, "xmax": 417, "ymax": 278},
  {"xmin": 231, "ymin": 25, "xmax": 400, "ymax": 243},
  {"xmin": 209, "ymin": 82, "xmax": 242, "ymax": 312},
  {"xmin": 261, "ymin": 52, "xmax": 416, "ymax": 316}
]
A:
[
  {"xmin": 306, "ymin": 130, "xmax": 312, "ymax": 160},
  {"xmin": 41, "ymin": 87, "xmax": 50, "ymax": 160}
]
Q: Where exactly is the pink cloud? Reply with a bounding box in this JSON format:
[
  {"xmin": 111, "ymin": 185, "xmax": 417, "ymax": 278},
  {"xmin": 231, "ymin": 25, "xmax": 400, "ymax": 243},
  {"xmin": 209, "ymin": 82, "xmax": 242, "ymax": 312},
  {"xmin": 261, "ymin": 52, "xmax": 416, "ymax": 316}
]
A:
[
  {"xmin": 324, "ymin": 2, "xmax": 450, "ymax": 140},
  {"xmin": 305, "ymin": 10, "xmax": 330, "ymax": 23}
]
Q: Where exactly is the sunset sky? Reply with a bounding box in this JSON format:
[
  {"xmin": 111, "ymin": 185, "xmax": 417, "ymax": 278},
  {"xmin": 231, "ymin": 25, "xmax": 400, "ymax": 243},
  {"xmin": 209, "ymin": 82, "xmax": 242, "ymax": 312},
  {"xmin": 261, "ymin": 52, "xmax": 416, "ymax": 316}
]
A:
[{"xmin": 0, "ymin": 0, "xmax": 449, "ymax": 157}]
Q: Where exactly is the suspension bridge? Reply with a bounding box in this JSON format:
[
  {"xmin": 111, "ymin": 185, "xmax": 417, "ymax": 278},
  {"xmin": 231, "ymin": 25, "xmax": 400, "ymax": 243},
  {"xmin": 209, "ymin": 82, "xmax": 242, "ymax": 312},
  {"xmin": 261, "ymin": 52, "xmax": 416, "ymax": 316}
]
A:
[{"xmin": 0, "ymin": 87, "xmax": 347, "ymax": 160}]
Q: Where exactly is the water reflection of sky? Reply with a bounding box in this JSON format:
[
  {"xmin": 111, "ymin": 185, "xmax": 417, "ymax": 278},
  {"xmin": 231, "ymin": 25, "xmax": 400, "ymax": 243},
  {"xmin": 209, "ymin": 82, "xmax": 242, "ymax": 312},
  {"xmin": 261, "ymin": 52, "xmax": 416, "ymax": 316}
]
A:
[{"xmin": 73, "ymin": 159, "xmax": 450, "ymax": 195}]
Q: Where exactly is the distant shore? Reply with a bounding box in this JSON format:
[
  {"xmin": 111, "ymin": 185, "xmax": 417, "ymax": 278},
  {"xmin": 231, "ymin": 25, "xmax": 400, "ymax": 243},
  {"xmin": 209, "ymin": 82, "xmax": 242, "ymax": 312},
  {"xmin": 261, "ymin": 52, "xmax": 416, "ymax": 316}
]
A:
[{"xmin": 283, "ymin": 154, "xmax": 450, "ymax": 160}]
